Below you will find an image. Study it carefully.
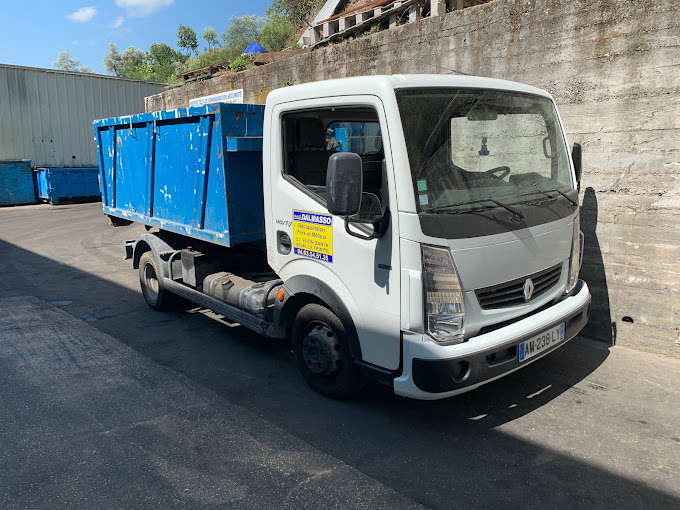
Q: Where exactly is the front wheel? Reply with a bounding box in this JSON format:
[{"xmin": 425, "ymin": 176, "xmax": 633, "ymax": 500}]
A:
[{"xmin": 292, "ymin": 303, "xmax": 365, "ymax": 400}]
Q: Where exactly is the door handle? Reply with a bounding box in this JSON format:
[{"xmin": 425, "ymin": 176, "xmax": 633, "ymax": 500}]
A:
[{"xmin": 277, "ymin": 231, "xmax": 292, "ymax": 255}]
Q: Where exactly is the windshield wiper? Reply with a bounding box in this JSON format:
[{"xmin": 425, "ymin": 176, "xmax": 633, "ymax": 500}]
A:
[
  {"xmin": 547, "ymin": 188, "xmax": 578, "ymax": 206},
  {"xmin": 517, "ymin": 188, "xmax": 577, "ymax": 207},
  {"xmin": 425, "ymin": 198, "xmax": 524, "ymax": 219}
]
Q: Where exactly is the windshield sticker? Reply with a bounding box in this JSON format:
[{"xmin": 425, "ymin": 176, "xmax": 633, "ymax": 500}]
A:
[
  {"xmin": 417, "ymin": 180, "xmax": 427, "ymax": 191},
  {"xmin": 419, "ymin": 194, "xmax": 429, "ymax": 206},
  {"xmin": 293, "ymin": 211, "xmax": 333, "ymax": 263}
]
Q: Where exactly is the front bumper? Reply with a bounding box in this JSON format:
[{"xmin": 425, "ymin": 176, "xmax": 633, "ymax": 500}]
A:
[{"xmin": 393, "ymin": 280, "xmax": 591, "ymax": 400}]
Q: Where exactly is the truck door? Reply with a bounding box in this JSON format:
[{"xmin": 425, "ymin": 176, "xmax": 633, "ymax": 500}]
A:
[{"xmin": 265, "ymin": 97, "xmax": 401, "ymax": 371}]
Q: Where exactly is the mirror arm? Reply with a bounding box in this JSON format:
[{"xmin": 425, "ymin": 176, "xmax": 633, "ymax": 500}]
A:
[
  {"xmin": 342, "ymin": 207, "xmax": 390, "ymax": 241},
  {"xmin": 344, "ymin": 216, "xmax": 378, "ymax": 240}
]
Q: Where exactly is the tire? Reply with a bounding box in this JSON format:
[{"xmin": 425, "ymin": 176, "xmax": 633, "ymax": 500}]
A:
[
  {"xmin": 292, "ymin": 303, "xmax": 365, "ymax": 400},
  {"xmin": 138, "ymin": 251, "xmax": 181, "ymax": 311}
]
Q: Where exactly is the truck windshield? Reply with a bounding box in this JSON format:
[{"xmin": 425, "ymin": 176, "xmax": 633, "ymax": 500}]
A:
[{"xmin": 396, "ymin": 88, "xmax": 574, "ymax": 214}]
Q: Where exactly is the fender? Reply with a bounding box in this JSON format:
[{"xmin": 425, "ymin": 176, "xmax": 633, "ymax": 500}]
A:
[
  {"xmin": 129, "ymin": 232, "xmax": 185, "ymax": 278},
  {"xmin": 283, "ymin": 274, "xmax": 362, "ymax": 362}
]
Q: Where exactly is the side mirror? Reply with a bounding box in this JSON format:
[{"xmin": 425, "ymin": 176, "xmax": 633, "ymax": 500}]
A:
[
  {"xmin": 572, "ymin": 142, "xmax": 582, "ymax": 184},
  {"xmin": 326, "ymin": 152, "xmax": 362, "ymax": 216}
]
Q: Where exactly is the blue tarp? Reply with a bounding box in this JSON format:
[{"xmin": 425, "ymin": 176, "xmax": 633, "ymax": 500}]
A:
[{"xmin": 243, "ymin": 42, "xmax": 268, "ymax": 55}]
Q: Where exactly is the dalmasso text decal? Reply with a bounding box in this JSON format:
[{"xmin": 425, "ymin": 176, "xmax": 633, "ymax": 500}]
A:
[{"xmin": 292, "ymin": 211, "xmax": 333, "ymax": 263}]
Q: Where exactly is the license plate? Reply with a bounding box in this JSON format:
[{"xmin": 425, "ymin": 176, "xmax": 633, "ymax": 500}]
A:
[{"xmin": 519, "ymin": 323, "xmax": 565, "ymax": 362}]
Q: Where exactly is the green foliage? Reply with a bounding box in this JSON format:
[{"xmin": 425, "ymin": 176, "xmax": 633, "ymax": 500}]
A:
[
  {"xmin": 281, "ymin": 78, "xmax": 293, "ymax": 86},
  {"xmin": 100, "ymin": 2, "xmax": 319, "ymax": 82},
  {"xmin": 177, "ymin": 24, "xmax": 198, "ymax": 56},
  {"xmin": 228, "ymin": 55, "xmax": 252, "ymax": 72},
  {"xmin": 182, "ymin": 47, "xmax": 232, "ymax": 72},
  {"xmin": 202, "ymin": 26, "xmax": 218, "ymax": 52},
  {"xmin": 147, "ymin": 43, "xmax": 182, "ymax": 82},
  {"xmin": 104, "ymin": 44, "xmax": 147, "ymax": 78},
  {"xmin": 270, "ymin": 0, "xmax": 319, "ymax": 25},
  {"xmin": 103, "ymin": 42, "xmax": 181, "ymax": 82},
  {"xmin": 53, "ymin": 50, "xmax": 91, "ymax": 73},
  {"xmin": 222, "ymin": 15, "xmax": 265, "ymax": 59},
  {"xmin": 259, "ymin": 12, "xmax": 295, "ymax": 52}
]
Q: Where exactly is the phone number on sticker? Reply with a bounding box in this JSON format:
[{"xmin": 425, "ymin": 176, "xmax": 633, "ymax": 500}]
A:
[{"xmin": 294, "ymin": 248, "xmax": 333, "ymax": 263}]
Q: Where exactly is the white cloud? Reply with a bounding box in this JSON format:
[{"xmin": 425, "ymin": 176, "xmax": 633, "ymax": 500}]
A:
[
  {"xmin": 66, "ymin": 6, "xmax": 97, "ymax": 22},
  {"xmin": 115, "ymin": 0, "xmax": 174, "ymax": 18},
  {"xmin": 108, "ymin": 16, "xmax": 125, "ymax": 29}
]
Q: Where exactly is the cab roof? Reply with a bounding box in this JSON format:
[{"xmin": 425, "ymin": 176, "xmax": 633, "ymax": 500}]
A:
[{"xmin": 267, "ymin": 74, "xmax": 553, "ymax": 104}]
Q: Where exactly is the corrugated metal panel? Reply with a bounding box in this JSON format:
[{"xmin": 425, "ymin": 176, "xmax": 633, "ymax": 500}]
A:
[{"xmin": 0, "ymin": 64, "xmax": 166, "ymax": 168}]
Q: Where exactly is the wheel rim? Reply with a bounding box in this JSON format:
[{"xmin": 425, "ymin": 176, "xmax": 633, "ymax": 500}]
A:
[
  {"xmin": 143, "ymin": 262, "xmax": 160, "ymax": 301},
  {"xmin": 301, "ymin": 322, "xmax": 342, "ymax": 376}
]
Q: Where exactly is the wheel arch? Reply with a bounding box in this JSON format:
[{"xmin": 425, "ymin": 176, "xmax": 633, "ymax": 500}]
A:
[
  {"xmin": 282, "ymin": 275, "xmax": 362, "ymax": 361},
  {"xmin": 132, "ymin": 240, "xmax": 152, "ymax": 269},
  {"xmin": 131, "ymin": 233, "xmax": 176, "ymax": 278}
]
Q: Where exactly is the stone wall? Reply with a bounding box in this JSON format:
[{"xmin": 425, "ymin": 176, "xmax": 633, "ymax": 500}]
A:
[{"xmin": 146, "ymin": 0, "xmax": 680, "ymax": 356}]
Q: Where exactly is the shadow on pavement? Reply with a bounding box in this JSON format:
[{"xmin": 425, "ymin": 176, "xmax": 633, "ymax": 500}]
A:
[{"xmin": 0, "ymin": 234, "xmax": 675, "ymax": 509}]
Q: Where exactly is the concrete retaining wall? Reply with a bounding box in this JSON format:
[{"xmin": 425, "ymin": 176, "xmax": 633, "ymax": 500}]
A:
[{"xmin": 146, "ymin": 0, "xmax": 680, "ymax": 356}]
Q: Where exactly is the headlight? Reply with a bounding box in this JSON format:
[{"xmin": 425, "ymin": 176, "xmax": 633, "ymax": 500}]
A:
[
  {"xmin": 566, "ymin": 213, "xmax": 581, "ymax": 293},
  {"xmin": 422, "ymin": 245, "xmax": 465, "ymax": 343}
]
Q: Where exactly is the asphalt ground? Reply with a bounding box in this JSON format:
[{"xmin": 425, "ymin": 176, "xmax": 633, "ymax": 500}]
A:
[{"xmin": 0, "ymin": 202, "xmax": 678, "ymax": 509}]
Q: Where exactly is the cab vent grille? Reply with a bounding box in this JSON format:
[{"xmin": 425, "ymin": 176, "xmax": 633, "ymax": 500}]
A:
[{"xmin": 476, "ymin": 263, "xmax": 562, "ymax": 310}]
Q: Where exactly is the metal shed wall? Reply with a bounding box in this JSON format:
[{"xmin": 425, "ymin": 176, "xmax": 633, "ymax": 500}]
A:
[{"xmin": 0, "ymin": 64, "xmax": 166, "ymax": 168}]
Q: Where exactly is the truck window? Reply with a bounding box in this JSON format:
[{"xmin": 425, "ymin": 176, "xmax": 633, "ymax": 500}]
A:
[
  {"xmin": 282, "ymin": 108, "xmax": 385, "ymax": 223},
  {"xmin": 326, "ymin": 121, "xmax": 382, "ymax": 155}
]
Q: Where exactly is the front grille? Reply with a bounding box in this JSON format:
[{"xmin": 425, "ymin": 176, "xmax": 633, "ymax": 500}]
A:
[{"xmin": 476, "ymin": 263, "xmax": 563, "ymax": 310}]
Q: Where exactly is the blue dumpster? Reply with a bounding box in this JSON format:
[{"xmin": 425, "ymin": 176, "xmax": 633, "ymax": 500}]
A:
[
  {"xmin": 34, "ymin": 167, "xmax": 101, "ymax": 205},
  {"xmin": 94, "ymin": 103, "xmax": 265, "ymax": 247},
  {"xmin": 0, "ymin": 160, "xmax": 36, "ymax": 206}
]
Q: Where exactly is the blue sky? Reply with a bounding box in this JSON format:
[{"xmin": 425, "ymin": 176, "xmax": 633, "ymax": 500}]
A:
[{"xmin": 0, "ymin": 0, "xmax": 272, "ymax": 74}]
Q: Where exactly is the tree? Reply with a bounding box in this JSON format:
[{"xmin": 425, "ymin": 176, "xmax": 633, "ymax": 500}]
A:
[
  {"xmin": 53, "ymin": 50, "xmax": 92, "ymax": 73},
  {"xmin": 258, "ymin": 13, "xmax": 295, "ymax": 52},
  {"xmin": 202, "ymin": 26, "xmax": 218, "ymax": 52},
  {"xmin": 177, "ymin": 24, "xmax": 198, "ymax": 56},
  {"xmin": 147, "ymin": 43, "xmax": 180, "ymax": 82},
  {"xmin": 120, "ymin": 46, "xmax": 147, "ymax": 77},
  {"xmin": 104, "ymin": 43, "xmax": 147, "ymax": 78},
  {"xmin": 221, "ymin": 15, "xmax": 264, "ymax": 59},
  {"xmin": 104, "ymin": 43, "xmax": 123, "ymax": 75}
]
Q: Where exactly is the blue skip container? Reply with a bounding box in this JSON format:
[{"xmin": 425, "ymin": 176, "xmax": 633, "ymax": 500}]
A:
[
  {"xmin": 94, "ymin": 103, "xmax": 265, "ymax": 248},
  {"xmin": 34, "ymin": 167, "xmax": 101, "ymax": 205},
  {"xmin": 0, "ymin": 160, "xmax": 36, "ymax": 206}
]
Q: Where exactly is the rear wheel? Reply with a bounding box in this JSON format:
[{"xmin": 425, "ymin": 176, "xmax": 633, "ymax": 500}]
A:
[
  {"xmin": 138, "ymin": 251, "xmax": 180, "ymax": 311},
  {"xmin": 292, "ymin": 303, "xmax": 365, "ymax": 400}
]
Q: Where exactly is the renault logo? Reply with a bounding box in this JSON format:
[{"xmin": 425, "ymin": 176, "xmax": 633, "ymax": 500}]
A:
[{"xmin": 523, "ymin": 278, "xmax": 534, "ymax": 302}]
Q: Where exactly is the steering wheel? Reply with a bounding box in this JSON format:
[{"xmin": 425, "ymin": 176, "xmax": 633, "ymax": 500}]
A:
[{"xmin": 484, "ymin": 166, "xmax": 511, "ymax": 180}]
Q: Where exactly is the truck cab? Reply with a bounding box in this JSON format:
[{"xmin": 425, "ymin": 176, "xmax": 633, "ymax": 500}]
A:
[
  {"xmin": 99, "ymin": 74, "xmax": 590, "ymax": 400},
  {"xmin": 263, "ymin": 75, "xmax": 589, "ymax": 399}
]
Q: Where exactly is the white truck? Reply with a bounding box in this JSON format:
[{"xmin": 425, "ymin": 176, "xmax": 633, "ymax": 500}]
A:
[{"xmin": 96, "ymin": 75, "xmax": 591, "ymax": 400}]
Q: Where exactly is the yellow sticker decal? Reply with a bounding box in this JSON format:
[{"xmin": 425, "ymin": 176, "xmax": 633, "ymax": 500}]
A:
[{"xmin": 292, "ymin": 210, "xmax": 333, "ymax": 263}]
